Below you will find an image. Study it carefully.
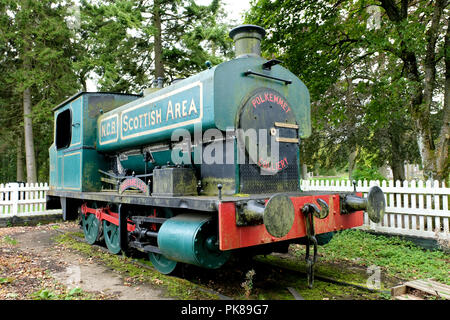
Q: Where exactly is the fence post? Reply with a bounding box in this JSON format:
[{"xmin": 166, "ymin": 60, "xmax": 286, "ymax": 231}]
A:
[
  {"xmin": 43, "ymin": 182, "xmax": 48, "ymax": 211},
  {"xmin": 433, "ymin": 180, "xmax": 441, "ymax": 234},
  {"xmin": 10, "ymin": 183, "xmax": 19, "ymax": 215}
]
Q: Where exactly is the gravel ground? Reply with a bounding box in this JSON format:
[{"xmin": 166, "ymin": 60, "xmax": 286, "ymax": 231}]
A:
[{"xmin": 0, "ymin": 222, "xmax": 167, "ymax": 300}]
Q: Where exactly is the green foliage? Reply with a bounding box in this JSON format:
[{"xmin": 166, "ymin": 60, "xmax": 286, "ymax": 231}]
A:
[
  {"xmin": 0, "ymin": 277, "xmax": 14, "ymax": 284},
  {"xmin": 33, "ymin": 289, "xmax": 57, "ymax": 300},
  {"xmin": 1, "ymin": 235, "xmax": 18, "ymax": 246},
  {"xmin": 78, "ymin": 0, "xmax": 233, "ymax": 93},
  {"xmin": 351, "ymin": 166, "xmax": 386, "ymax": 181},
  {"xmin": 67, "ymin": 287, "xmax": 83, "ymax": 297},
  {"xmin": 319, "ymin": 230, "xmax": 450, "ymax": 284},
  {"xmin": 0, "ymin": 0, "xmax": 81, "ymax": 182},
  {"xmin": 241, "ymin": 269, "xmax": 256, "ymax": 298},
  {"xmin": 31, "ymin": 287, "xmax": 92, "ymax": 300},
  {"xmin": 245, "ymin": 0, "xmax": 446, "ymax": 179}
]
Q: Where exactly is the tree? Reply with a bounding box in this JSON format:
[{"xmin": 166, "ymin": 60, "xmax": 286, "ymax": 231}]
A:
[
  {"xmin": 245, "ymin": 0, "xmax": 449, "ymax": 182},
  {"xmin": 0, "ymin": 0, "xmax": 233, "ymax": 183},
  {"xmin": 376, "ymin": 0, "xmax": 449, "ymax": 181},
  {"xmin": 0, "ymin": 0, "xmax": 80, "ymax": 182},
  {"xmin": 77, "ymin": 0, "xmax": 233, "ymax": 93}
]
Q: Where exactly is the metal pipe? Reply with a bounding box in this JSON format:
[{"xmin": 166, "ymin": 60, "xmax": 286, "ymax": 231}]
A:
[
  {"xmin": 145, "ymin": 230, "xmax": 158, "ymax": 238},
  {"xmin": 118, "ymin": 204, "xmax": 128, "ymax": 252},
  {"xmin": 229, "ymin": 24, "xmax": 266, "ymax": 58},
  {"xmin": 157, "ymin": 77, "xmax": 164, "ymax": 88}
]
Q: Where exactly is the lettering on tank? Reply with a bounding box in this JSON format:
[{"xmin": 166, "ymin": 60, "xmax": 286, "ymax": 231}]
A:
[
  {"xmin": 251, "ymin": 91, "xmax": 291, "ymax": 113},
  {"xmin": 98, "ymin": 82, "xmax": 203, "ymax": 145},
  {"xmin": 99, "ymin": 114, "xmax": 119, "ymax": 145}
]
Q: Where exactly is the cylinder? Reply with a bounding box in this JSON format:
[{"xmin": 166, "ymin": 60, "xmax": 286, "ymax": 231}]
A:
[
  {"xmin": 237, "ymin": 194, "xmax": 295, "ymax": 238},
  {"xmin": 240, "ymin": 200, "xmax": 265, "ymax": 224},
  {"xmin": 157, "ymin": 214, "xmax": 230, "ymax": 269},
  {"xmin": 229, "ymin": 24, "xmax": 266, "ymax": 58},
  {"xmin": 343, "ymin": 195, "xmax": 367, "ymax": 211}
]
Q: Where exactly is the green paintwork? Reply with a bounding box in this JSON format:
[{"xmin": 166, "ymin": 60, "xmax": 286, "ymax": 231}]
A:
[
  {"xmin": 103, "ymin": 220, "xmax": 121, "ymax": 254},
  {"xmin": 315, "ymin": 232, "xmax": 335, "ymax": 245},
  {"xmin": 200, "ymin": 177, "xmax": 235, "ymax": 196},
  {"xmin": 148, "ymin": 252, "xmax": 178, "ymax": 274},
  {"xmin": 157, "ymin": 214, "xmax": 230, "ymax": 269},
  {"xmin": 96, "ymin": 71, "xmax": 216, "ymax": 152},
  {"xmin": 50, "ymin": 56, "xmax": 310, "ymax": 194},
  {"xmin": 49, "ymin": 93, "xmax": 140, "ymax": 192},
  {"xmin": 96, "ymin": 55, "xmax": 310, "ymax": 154},
  {"xmin": 214, "ymin": 56, "xmax": 310, "ymax": 137},
  {"xmin": 82, "ymin": 213, "xmax": 100, "ymax": 244},
  {"xmin": 230, "ymin": 25, "xmax": 265, "ymax": 58}
]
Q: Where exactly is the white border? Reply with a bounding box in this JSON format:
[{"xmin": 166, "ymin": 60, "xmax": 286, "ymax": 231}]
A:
[
  {"xmin": 119, "ymin": 81, "xmax": 203, "ymax": 141},
  {"xmin": 69, "ymin": 97, "xmax": 82, "ymax": 147},
  {"xmin": 98, "ymin": 114, "xmax": 119, "ymax": 145}
]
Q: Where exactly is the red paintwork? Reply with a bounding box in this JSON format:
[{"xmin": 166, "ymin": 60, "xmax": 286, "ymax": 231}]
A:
[
  {"xmin": 80, "ymin": 193, "xmax": 363, "ymax": 252},
  {"xmin": 218, "ymin": 193, "xmax": 363, "ymax": 251},
  {"xmin": 80, "ymin": 203, "xmax": 135, "ymax": 232}
]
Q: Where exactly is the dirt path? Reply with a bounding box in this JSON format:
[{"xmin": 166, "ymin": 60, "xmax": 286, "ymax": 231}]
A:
[{"xmin": 0, "ymin": 222, "xmax": 168, "ymax": 300}]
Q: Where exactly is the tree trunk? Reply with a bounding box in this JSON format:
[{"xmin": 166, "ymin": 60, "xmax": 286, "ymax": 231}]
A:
[
  {"xmin": 435, "ymin": 17, "xmax": 450, "ymax": 183},
  {"xmin": 23, "ymin": 87, "xmax": 37, "ymax": 183},
  {"xmin": 390, "ymin": 160, "xmax": 405, "ymax": 182},
  {"xmin": 16, "ymin": 132, "xmax": 24, "ymax": 182},
  {"xmin": 81, "ymin": 77, "xmax": 87, "ymax": 92},
  {"xmin": 381, "ymin": 0, "xmax": 448, "ymax": 181},
  {"xmin": 387, "ymin": 120, "xmax": 406, "ymax": 181},
  {"xmin": 348, "ymin": 149, "xmax": 358, "ymax": 179},
  {"xmin": 301, "ymin": 163, "xmax": 308, "ymax": 180},
  {"xmin": 413, "ymin": 0, "xmax": 446, "ymax": 180},
  {"xmin": 153, "ymin": 0, "xmax": 164, "ymax": 79}
]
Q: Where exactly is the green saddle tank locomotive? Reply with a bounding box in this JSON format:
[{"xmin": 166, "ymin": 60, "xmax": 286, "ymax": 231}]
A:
[{"xmin": 47, "ymin": 25, "xmax": 385, "ymax": 286}]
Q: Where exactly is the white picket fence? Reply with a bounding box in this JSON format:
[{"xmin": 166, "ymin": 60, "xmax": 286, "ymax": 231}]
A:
[
  {"xmin": 0, "ymin": 182, "xmax": 50, "ymax": 216},
  {"xmin": 1, "ymin": 180, "xmax": 449, "ymax": 241},
  {"xmin": 301, "ymin": 179, "xmax": 450, "ymax": 240}
]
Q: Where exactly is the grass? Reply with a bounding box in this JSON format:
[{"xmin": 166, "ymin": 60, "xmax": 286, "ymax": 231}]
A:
[
  {"xmin": 0, "ymin": 205, "xmax": 47, "ymax": 215},
  {"xmin": 53, "ymin": 227, "xmax": 448, "ymax": 300},
  {"xmin": 291, "ymin": 229, "xmax": 450, "ymax": 285},
  {"xmin": 1, "ymin": 235, "xmax": 18, "ymax": 245},
  {"xmin": 308, "ymin": 176, "xmax": 349, "ymax": 182},
  {"xmin": 31, "ymin": 287, "xmax": 96, "ymax": 300},
  {"xmin": 0, "ymin": 277, "xmax": 14, "ymax": 284},
  {"xmin": 54, "ymin": 232, "xmax": 220, "ymax": 300}
]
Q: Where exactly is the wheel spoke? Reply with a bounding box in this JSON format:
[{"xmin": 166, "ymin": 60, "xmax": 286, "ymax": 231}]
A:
[
  {"xmin": 82, "ymin": 213, "xmax": 99, "ymax": 245},
  {"xmin": 103, "ymin": 220, "xmax": 121, "ymax": 254}
]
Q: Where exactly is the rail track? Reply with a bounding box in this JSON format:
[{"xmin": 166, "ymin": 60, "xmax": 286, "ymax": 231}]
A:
[
  {"xmin": 56, "ymin": 228, "xmax": 390, "ymax": 300},
  {"xmin": 252, "ymin": 255, "xmax": 391, "ymax": 298},
  {"xmin": 54, "ymin": 228, "xmax": 233, "ymax": 300}
]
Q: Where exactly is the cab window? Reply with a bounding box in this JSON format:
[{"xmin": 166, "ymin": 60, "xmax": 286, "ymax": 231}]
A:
[{"xmin": 56, "ymin": 109, "xmax": 72, "ymax": 149}]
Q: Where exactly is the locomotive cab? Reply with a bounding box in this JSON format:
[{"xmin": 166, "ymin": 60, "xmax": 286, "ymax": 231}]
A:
[{"xmin": 49, "ymin": 92, "xmax": 140, "ymax": 192}]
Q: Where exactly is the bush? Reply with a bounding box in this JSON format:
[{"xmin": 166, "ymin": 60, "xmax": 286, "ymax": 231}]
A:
[{"xmin": 351, "ymin": 166, "xmax": 386, "ymax": 181}]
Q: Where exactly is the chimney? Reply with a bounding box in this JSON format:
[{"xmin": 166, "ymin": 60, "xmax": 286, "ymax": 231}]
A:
[{"xmin": 229, "ymin": 24, "xmax": 266, "ymax": 58}]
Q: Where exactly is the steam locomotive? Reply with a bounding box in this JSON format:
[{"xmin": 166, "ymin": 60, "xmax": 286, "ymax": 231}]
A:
[{"xmin": 47, "ymin": 25, "xmax": 385, "ymax": 287}]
